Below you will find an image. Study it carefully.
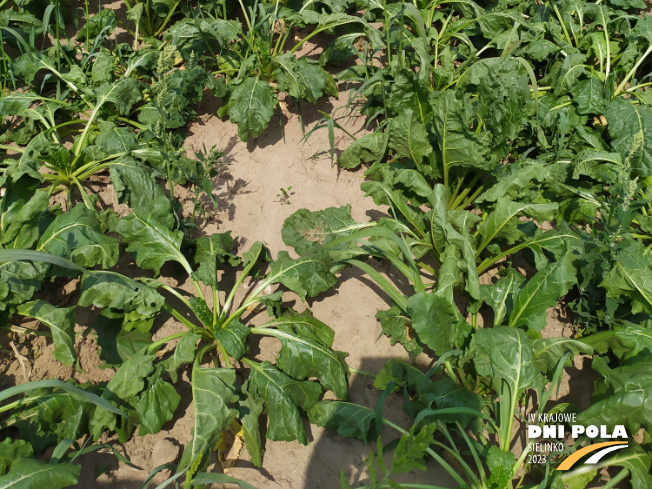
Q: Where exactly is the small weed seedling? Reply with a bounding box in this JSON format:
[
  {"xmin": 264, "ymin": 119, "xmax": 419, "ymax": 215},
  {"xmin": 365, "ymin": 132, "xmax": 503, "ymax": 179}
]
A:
[{"xmin": 277, "ymin": 186, "xmax": 293, "ymax": 205}]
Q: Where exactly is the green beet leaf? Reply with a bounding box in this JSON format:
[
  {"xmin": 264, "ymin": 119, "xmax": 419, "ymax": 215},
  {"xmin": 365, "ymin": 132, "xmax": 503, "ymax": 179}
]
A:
[
  {"xmin": 164, "ymin": 332, "xmax": 200, "ymax": 383},
  {"xmin": 388, "ymin": 109, "xmax": 433, "ymax": 167},
  {"xmin": 215, "ymin": 320, "xmax": 250, "ymax": 360},
  {"xmin": 246, "ymin": 360, "xmax": 321, "ymax": 444},
  {"xmin": 308, "ymin": 401, "xmax": 378, "ymax": 443},
  {"xmin": 37, "ymin": 204, "xmax": 119, "ymax": 269},
  {"xmin": 508, "ymin": 252, "xmax": 577, "ymax": 331},
  {"xmin": 486, "ymin": 445, "xmax": 515, "ymax": 489},
  {"xmin": 268, "ymin": 251, "xmax": 337, "ymax": 301},
  {"xmin": 376, "ymin": 306, "xmax": 422, "ymax": 356},
  {"xmin": 111, "ymin": 196, "xmax": 189, "ymax": 276},
  {"xmin": 476, "ymin": 198, "xmax": 558, "ymax": 254},
  {"xmin": 606, "ymin": 99, "xmax": 652, "ymax": 178},
  {"xmin": 238, "ymin": 382, "xmax": 265, "ymax": 467},
  {"xmin": 191, "ymin": 232, "xmax": 238, "ymax": 287},
  {"xmin": 0, "ymin": 439, "xmax": 32, "ymax": 476},
  {"xmin": 92, "ymin": 311, "xmax": 153, "ymax": 367},
  {"xmin": 226, "ymin": 77, "xmax": 277, "ymax": 142},
  {"xmin": 79, "ymin": 271, "xmax": 164, "ymax": 318},
  {"xmin": 0, "ymin": 458, "xmax": 79, "ymax": 489},
  {"xmin": 274, "ymin": 53, "xmax": 333, "ymax": 103},
  {"xmin": 407, "ymin": 292, "xmax": 470, "ymax": 356},
  {"xmin": 15, "ymin": 300, "xmax": 76, "ymax": 366},
  {"xmin": 339, "ymin": 133, "xmax": 386, "ymax": 169},
  {"xmin": 601, "ymin": 242, "xmax": 652, "ymax": 315},
  {"xmin": 261, "ymin": 310, "xmax": 349, "ymax": 399},
  {"xmin": 578, "ymin": 356, "xmax": 652, "ymax": 434},
  {"xmin": 134, "ymin": 365, "xmax": 181, "ymax": 435},
  {"xmin": 180, "ymin": 366, "xmax": 238, "ymax": 470},
  {"xmin": 480, "ymin": 269, "xmax": 526, "ymax": 327},
  {"xmin": 472, "ymin": 327, "xmax": 545, "ymax": 395},
  {"xmin": 91, "ymin": 350, "xmax": 156, "ymax": 438},
  {"xmin": 282, "ymin": 205, "xmax": 362, "ymax": 257},
  {"xmin": 532, "ymin": 337, "xmax": 593, "ymax": 378}
]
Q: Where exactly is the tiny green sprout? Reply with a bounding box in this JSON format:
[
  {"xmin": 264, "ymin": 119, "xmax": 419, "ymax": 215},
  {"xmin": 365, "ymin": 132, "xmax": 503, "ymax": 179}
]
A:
[{"xmin": 276, "ymin": 186, "xmax": 293, "ymax": 205}]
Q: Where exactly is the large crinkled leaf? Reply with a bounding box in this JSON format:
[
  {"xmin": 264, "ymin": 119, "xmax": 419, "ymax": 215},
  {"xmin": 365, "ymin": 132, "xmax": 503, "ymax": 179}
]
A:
[
  {"xmin": 282, "ymin": 205, "xmax": 363, "ymax": 257},
  {"xmin": 430, "ymin": 90, "xmax": 492, "ymax": 172},
  {"xmin": 0, "ymin": 439, "xmax": 32, "ymax": 476},
  {"xmin": 508, "ymin": 252, "xmax": 577, "ymax": 331},
  {"xmin": 388, "ymin": 109, "xmax": 433, "ymax": 167},
  {"xmin": 109, "ymin": 159, "xmax": 165, "ymax": 209},
  {"xmin": 377, "ymin": 306, "xmax": 422, "ymax": 356},
  {"xmin": 476, "ymin": 198, "xmax": 558, "ymax": 253},
  {"xmin": 532, "ymin": 337, "xmax": 593, "ymax": 378},
  {"xmin": 388, "ymin": 70, "xmax": 432, "ymax": 125},
  {"xmin": 111, "ymin": 196, "xmax": 189, "ymax": 275},
  {"xmin": 37, "ymin": 204, "xmax": 119, "ymax": 269},
  {"xmin": 238, "ymin": 382, "xmax": 265, "ymax": 467},
  {"xmin": 79, "ymin": 271, "xmax": 164, "ymax": 317},
  {"xmin": 15, "ymin": 300, "xmax": 75, "ymax": 366},
  {"xmin": 578, "ymin": 356, "xmax": 652, "ymax": 433},
  {"xmin": 463, "ymin": 57, "xmax": 531, "ymax": 156},
  {"xmin": 608, "ymin": 322, "xmax": 652, "ymax": 361},
  {"xmin": 1, "ymin": 180, "xmax": 48, "ymax": 249},
  {"xmin": 92, "ymin": 48, "xmax": 114, "ymax": 84},
  {"xmin": 0, "ymin": 458, "xmax": 79, "ymax": 489},
  {"xmin": 95, "ymin": 123, "xmax": 138, "ymax": 153},
  {"xmin": 92, "ymin": 311, "xmax": 153, "ymax": 367},
  {"xmin": 274, "ymin": 53, "xmax": 332, "ymax": 103},
  {"xmin": 444, "ymin": 222, "xmax": 481, "ymax": 300},
  {"xmin": 0, "ymin": 261, "xmax": 45, "ymax": 311},
  {"xmin": 571, "ymin": 74, "xmax": 606, "ymax": 115},
  {"xmin": 480, "ymin": 269, "xmax": 526, "ymax": 326},
  {"xmin": 246, "ymin": 360, "xmax": 321, "ymax": 444},
  {"xmin": 597, "ymin": 443, "xmax": 652, "ymax": 489},
  {"xmin": 606, "ymin": 99, "xmax": 652, "ymax": 178},
  {"xmin": 134, "ymin": 365, "xmax": 181, "ymax": 435},
  {"xmin": 164, "ymin": 332, "xmax": 200, "ymax": 382},
  {"xmin": 407, "ymin": 292, "xmax": 470, "ymax": 356},
  {"xmin": 163, "ymin": 17, "xmax": 242, "ymax": 56},
  {"xmin": 94, "ymin": 77, "xmax": 144, "ymax": 115},
  {"xmin": 180, "ymin": 366, "xmax": 238, "ymax": 470},
  {"xmin": 425, "ymin": 377, "xmax": 484, "ymax": 425},
  {"xmin": 268, "ymin": 251, "xmax": 337, "ymax": 301},
  {"xmin": 486, "ymin": 446, "xmax": 515, "ymax": 489},
  {"xmin": 339, "ymin": 132, "xmax": 386, "ymax": 169},
  {"xmin": 191, "ymin": 232, "xmax": 237, "ymax": 287},
  {"xmin": 226, "ymin": 77, "xmax": 277, "ymax": 142},
  {"xmin": 472, "ymin": 327, "xmax": 544, "ymax": 394},
  {"xmin": 10, "ymin": 388, "xmax": 88, "ymax": 440},
  {"xmin": 475, "ymin": 162, "xmax": 565, "ymax": 204},
  {"xmin": 215, "ymin": 320, "xmax": 250, "ymax": 360},
  {"xmin": 308, "ymin": 401, "xmax": 377, "ymax": 443},
  {"xmin": 259, "ymin": 310, "xmax": 349, "ymax": 399},
  {"xmin": 91, "ymin": 351, "xmax": 156, "ymax": 438},
  {"xmin": 601, "ymin": 242, "xmax": 652, "ymax": 314},
  {"xmin": 0, "ymin": 93, "xmax": 45, "ymax": 118}
]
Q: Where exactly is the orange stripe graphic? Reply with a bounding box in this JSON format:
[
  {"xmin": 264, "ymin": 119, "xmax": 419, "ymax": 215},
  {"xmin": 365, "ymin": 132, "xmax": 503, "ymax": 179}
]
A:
[{"xmin": 557, "ymin": 441, "xmax": 628, "ymax": 471}]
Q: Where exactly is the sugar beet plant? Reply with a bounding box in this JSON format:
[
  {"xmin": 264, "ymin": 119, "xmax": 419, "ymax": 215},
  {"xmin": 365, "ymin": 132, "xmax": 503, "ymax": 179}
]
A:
[
  {"xmin": 164, "ymin": 0, "xmax": 382, "ymax": 140},
  {"xmin": 281, "ymin": 0, "xmax": 652, "ymax": 486},
  {"xmin": 1, "ymin": 7, "xmax": 220, "ymax": 212},
  {"xmin": 0, "ymin": 184, "xmax": 349, "ymax": 486}
]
